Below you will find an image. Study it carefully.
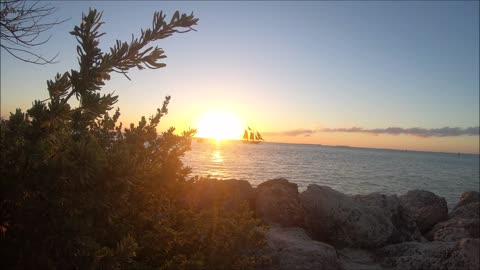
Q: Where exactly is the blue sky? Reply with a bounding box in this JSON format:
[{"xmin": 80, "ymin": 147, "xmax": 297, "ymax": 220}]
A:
[{"xmin": 1, "ymin": 1, "xmax": 479, "ymax": 152}]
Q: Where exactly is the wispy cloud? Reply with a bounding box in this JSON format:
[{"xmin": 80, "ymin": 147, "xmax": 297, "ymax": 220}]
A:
[
  {"xmin": 263, "ymin": 129, "xmax": 315, "ymax": 137},
  {"xmin": 323, "ymin": 127, "xmax": 479, "ymax": 137},
  {"xmin": 264, "ymin": 126, "xmax": 479, "ymax": 138}
]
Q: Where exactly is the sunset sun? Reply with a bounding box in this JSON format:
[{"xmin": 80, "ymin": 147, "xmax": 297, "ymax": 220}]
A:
[{"xmin": 195, "ymin": 112, "xmax": 243, "ymax": 140}]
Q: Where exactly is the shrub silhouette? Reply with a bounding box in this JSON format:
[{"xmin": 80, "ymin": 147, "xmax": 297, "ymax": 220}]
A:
[{"xmin": 0, "ymin": 9, "xmax": 267, "ymax": 269}]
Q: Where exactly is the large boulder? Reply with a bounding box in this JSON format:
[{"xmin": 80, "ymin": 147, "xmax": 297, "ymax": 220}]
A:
[
  {"xmin": 255, "ymin": 178, "xmax": 305, "ymax": 227},
  {"xmin": 337, "ymin": 248, "xmax": 385, "ymax": 270},
  {"xmin": 300, "ymin": 185, "xmax": 394, "ymax": 248},
  {"xmin": 428, "ymin": 218, "xmax": 479, "ymax": 242},
  {"xmin": 376, "ymin": 238, "xmax": 480, "ymax": 270},
  {"xmin": 427, "ymin": 202, "xmax": 480, "ymax": 241},
  {"xmin": 353, "ymin": 193, "xmax": 421, "ymax": 243},
  {"xmin": 453, "ymin": 191, "xmax": 480, "ymax": 210},
  {"xmin": 449, "ymin": 202, "xmax": 480, "ymax": 220},
  {"xmin": 398, "ymin": 190, "xmax": 448, "ymax": 233},
  {"xmin": 185, "ymin": 179, "xmax": 255, "ymax": 211},
  {"xmin": 457, "ymin": 238, "xmax": 480, "ymax": 270},
  {"xmin": 259, "ymin": 227, "xmax": 340, "ymax": 270}
]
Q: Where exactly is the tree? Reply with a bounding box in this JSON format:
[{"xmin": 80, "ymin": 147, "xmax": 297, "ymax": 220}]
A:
[
  {"xmin": 0, "ymin": 0, "xmax": 66, "ymax": 64},
  {"xmin": 0, "ymin": 8, "xmax": 267, "ymax": 269}
]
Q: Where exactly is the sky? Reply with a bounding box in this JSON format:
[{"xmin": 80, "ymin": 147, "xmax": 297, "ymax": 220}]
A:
[{"xmin": 1, "ymin": 1, "xmax": 479, "ymax": 153}]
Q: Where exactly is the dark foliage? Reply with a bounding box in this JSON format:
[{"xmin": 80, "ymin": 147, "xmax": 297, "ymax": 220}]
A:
[{"xmin": 0, "ymin": 9, "xmax": 267, "ymax": 269}]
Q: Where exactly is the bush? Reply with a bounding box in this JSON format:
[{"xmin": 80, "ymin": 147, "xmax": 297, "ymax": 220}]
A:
[{"xmin": 0, "ymin": 9, "xmax": 267, "ymax": 270}]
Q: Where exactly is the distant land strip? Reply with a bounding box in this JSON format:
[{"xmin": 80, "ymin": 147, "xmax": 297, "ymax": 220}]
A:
[{"xmin": 264, "ymin": 126, "xmax": 480, "ymax": 138}]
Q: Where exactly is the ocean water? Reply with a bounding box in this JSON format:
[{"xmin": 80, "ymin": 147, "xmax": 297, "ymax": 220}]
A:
[{"xmin": 183, "ymin": 140, "xmax": 479, "ymax": 209}]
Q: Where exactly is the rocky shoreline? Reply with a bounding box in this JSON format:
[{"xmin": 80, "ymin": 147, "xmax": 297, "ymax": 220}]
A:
[{"xmin": 187, "ymin": 178, "xmax": 479, "ymax": 270}]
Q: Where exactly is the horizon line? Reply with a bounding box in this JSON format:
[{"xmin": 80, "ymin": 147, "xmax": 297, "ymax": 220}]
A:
[{"xmin": 193, "ymin": 137, "xmax": 480, "ymax": 155}]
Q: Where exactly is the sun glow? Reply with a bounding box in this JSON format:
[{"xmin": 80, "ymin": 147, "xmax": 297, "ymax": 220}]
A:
[{"xmin": 195, "ymin": 112, "xmax": 244, "ymax": 140}]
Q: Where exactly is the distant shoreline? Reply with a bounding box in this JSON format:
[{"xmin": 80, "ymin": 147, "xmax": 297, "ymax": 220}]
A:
[{"xmin": 192, "ymin": 137, "xmax": 480, "ymax": 156}]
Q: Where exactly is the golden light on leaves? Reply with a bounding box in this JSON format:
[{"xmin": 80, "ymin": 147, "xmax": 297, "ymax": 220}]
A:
[{"xmin": 195, "ymin": 111, "xmax": 243, "ymax": 141}]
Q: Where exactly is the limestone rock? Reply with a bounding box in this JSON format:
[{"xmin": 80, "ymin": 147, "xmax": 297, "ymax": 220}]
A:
[
  {"xmin": 398, "ymin": 190, "xmax": 448, "ymax": 233},
  {"xmin": 428, "ymin": 202, "xmax": 480, "ymax": 241},
  {"xmin": 455, "ymin": 238, "xmax": 480, "ymax": 270},
  {"xmin": 260, "ymin": 227, "xmax": 340, "ymax": 270},
  {"xmin": 453, "ymin": 191, "xmax": 480, "ymax": 210},
  {"xmin": 300, "ymin": 185, "xmax": 393, "ymax": 248},
  {"xmin": 376, "ymin": 238, "xmax": 480, "ymax": 270},
  {"xmin": 255, "ymin": 178, "xmax": 305, "ymax": 227},
  {"xmin": 338, "ymin": 248, "xmax": 386, "ymax": 270},
  {"xmin": 353, "ymin": 193, "xmax": 421, "ymax": 243},
  {"xmin": 428, "ymin": 218, "xmax": 479, "ymax": 241},
  {"xmin": 449, "ymin": 202, "xmax": 480, "ymax": 220}
]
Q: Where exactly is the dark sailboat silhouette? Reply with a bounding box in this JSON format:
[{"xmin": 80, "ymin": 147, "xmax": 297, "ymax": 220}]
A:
[{"xmin": 243, "ymin": 127, "xmax": 263, "ymax": 144}]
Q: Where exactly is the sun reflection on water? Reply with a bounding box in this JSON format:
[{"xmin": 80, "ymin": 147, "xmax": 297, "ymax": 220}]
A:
[
  {"xmin": 209, "ymin": 141, "xmax": 224, "ymax": 177},
  {"xmin": 212, "ymin": 151, "xmax": 223, "ymax": 163}
]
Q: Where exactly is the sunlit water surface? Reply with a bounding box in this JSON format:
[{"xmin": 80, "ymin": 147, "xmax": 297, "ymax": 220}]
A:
[{"xmin": 183, "ymin": 140, "xmax": 479, "ymax": 208}]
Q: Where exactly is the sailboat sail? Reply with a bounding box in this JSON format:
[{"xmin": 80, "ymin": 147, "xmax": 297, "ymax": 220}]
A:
[{"xmin": 243, "ymin": 127, "xmax": 264, "ymax": 144}]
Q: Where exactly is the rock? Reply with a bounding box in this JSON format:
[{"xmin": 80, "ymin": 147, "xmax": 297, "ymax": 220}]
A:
[
  {"xmin": 300, "ymin": 185, "xmax": 394, "ymax": 248},
  {"xmin": 376, "ymin": 238, "xmax": 480, "ymax": 270},
  {"xmin": 427, "ymin": 202, "xmax": 480, "ymax": 241},
  {"xmin": 337, "ymin": 248, "xmax": 385, "ymax": 270},
  {"xmin": 185, "ymin": 179, "xmax": 255, "ymax": 211},
  {"xmin": 353, "ymin": 193, "xmax": 421, "ymax": 243},
  {"xmin": 259, "ymin": 226, "xmax": 340, "ymax": 270},
  {"xmin": 255, "ymin": 178, "xmax": 305, "ymax": 227},
  {"xmin": 456, "ymin": 238, "xmax": 480, "ymax": 270},
  {"xmin": 398, "ymin": 190, "xmax": 448, "ymax": 233},
  {"xmin": 428, "ymin": 218, "xmax": 479, "ymax": 241},
  {"xmin": 449, "ymin": 202, "xmax": 480, "ymax": 220},
  {"xmin": 453, "ymin": 191, "xmax": 480, "ymax": 210}
]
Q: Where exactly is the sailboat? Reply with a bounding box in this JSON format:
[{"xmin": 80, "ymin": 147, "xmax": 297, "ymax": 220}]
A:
[{"xmin": 242, "ymin": 127, "xmax": 264, "ymax": 144}]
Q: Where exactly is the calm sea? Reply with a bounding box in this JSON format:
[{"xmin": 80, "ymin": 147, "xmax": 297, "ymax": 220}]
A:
[{"xmin": 183, "ymin": 140, "xmax": 479, "ymax": 209}]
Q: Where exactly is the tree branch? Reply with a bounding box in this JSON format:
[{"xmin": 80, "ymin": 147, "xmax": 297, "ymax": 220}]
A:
[{"xmin": 0, "ymin": 0, "xmax": 68, "ymax": 65}]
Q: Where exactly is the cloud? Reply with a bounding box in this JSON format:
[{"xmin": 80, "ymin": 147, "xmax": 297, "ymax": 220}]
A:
[
  {"xmin": 263, "ymin": 129, "xmax": 315, "ymax": 137},
  {"xmin": 323, "ymin": 127, "xmax": 480, "ymax": 137},
  {"xmin": 264, "ymin": 126, "xmax": 479, "ymax": 138}
]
